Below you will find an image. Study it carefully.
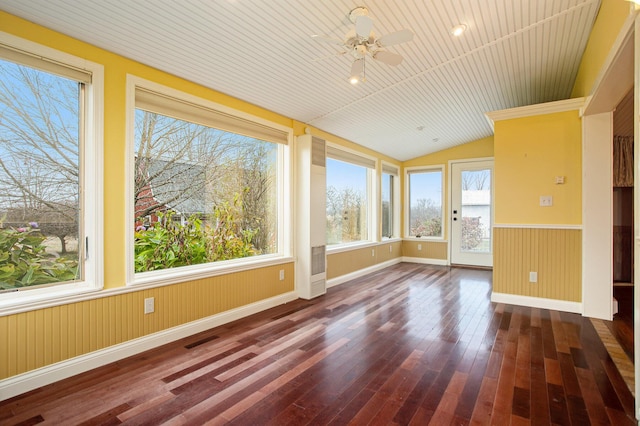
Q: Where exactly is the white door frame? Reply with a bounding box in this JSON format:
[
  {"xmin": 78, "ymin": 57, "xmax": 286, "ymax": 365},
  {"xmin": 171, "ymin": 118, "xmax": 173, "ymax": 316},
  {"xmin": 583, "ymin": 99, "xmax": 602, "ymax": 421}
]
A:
[
  {"xmin": 580, "ymin": 7, "xmax": 638, "ymax": 416},
  {"xmin": 448, "ymin": 157, "xmax": 494, "ymax": 267}
]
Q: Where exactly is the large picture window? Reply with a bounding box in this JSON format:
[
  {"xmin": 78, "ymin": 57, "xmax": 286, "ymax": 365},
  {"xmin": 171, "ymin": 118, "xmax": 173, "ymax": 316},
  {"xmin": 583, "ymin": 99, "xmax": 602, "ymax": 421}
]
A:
[
  {"xmin": 407, "ymin": 168, "xmax": 443, "ymax": 238},
  {"xmin": 130, "ymin": 81, "xmax": 289, "ymax": 278},
  {"xmin": 0, "ymin": 36, "xmax": 103, "ymax": 308},
  {"xmin": 326, "ymin": 146, "xmax": 375, "ymax": 245}
]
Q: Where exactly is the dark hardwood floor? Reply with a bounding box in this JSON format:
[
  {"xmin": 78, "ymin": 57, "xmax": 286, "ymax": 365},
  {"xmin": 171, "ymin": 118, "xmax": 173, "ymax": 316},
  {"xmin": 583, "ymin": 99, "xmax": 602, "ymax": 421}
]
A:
[{"xmin": 0, "ymin": 263, "xmax": 637, "ymax": 425}]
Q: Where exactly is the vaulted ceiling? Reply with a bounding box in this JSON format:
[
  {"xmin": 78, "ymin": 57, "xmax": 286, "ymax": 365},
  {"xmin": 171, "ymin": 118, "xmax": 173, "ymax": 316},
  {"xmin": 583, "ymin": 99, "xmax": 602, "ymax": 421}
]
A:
[{"xmin": 0, "ymin": 0, "xmax": 601, "ymax": 160}]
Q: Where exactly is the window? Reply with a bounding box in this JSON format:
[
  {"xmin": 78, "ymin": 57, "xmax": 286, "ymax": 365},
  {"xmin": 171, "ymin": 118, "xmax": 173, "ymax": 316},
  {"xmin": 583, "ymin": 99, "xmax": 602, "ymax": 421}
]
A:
[
  {"xmin": 407, "ymin": 167, "xmax": 443, "ymax": 238},
  {"xmin": 381, "ymin": 163, "xmax": 399, "ymax": 239},
  {"xmin": 129, "ymin": 79, "xmax": 289, "ymax": 281},
  {"xmin": 326, "ymin": 146, "xmax": 375, "ymax": 245},
  {"xmin": 0, "ymin": 35, "xmax": 103, "ymax": 308}
]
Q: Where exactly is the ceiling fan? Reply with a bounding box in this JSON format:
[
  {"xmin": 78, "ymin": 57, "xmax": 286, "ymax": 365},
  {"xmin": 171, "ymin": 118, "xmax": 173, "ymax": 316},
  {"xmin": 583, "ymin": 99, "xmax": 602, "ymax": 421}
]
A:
[{"xmin": 312, "ymin": 6, "xmax": 414, "ymax": 84}]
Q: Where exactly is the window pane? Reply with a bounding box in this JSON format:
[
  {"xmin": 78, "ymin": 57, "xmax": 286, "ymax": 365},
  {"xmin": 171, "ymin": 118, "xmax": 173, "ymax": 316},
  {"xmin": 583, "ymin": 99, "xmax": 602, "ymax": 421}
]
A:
[
  {"xmin": 381, "ymin": 173, "xmax": 393, "ymax": 238},
  {"xmin": 326, "ymin": 158, "xmax": 368, "ymax": 244},
  {"xmin": 133, "ymin": 110, "xmax": 278, "ymax": 273},
  {"xmin": 409, "ymin": 171, "xmax": 442, "ymax": 237},
  {"xmin": 0, "ymin": 59, "xmax": 82, "ymax": 289},
  {"xmin": 461, "ymin": 169, "xmax": 491, "ymax": 252}
]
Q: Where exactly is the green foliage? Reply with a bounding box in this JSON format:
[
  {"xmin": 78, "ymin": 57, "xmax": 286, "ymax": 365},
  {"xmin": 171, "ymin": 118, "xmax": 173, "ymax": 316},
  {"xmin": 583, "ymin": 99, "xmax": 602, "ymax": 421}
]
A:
[
  {"xmin": 461, "ymin": 217, "xmax": 484, "ymax": 250},
  {"xmin": 0, "ymin": 223, "xmax": 78, "ymax": 290},
  {"xmin": 134, "ymin": 194, "xmax": 257, "ymax": 272}
]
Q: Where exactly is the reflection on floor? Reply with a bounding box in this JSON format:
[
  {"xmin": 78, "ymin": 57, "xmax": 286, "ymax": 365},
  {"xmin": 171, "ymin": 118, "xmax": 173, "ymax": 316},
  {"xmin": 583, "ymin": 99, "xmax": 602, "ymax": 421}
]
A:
[
  {"xmin": 594, "ymin": 284, "xmax": 635, "ymax": 396},
  {"xmin": 1, "ymin": 264, "xmax": 637, "ymax": 424},
  {"xmin": 592, "ymin": 318, "xmax": 635, "ymax": 396},
  {"xmin": 611, "ymin": 284, "xmax": 634, "ymax": 360}
]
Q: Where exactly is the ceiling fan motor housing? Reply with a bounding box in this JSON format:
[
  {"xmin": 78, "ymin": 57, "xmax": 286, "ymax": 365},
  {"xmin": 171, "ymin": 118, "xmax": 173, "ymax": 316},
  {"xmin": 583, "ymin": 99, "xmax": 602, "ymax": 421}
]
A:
[{"xmin": 349, "ymin": 6, "xmax": 369, "ymax": 23}]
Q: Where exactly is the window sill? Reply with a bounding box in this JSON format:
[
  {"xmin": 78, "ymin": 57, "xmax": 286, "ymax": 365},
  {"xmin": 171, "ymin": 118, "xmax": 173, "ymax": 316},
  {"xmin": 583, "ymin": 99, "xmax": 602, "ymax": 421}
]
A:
[
  {"xmin": 0, "ymin": 283, "xmax": 103, "ymax": 317},
  {"xmin": 130, "ymin": 255, "xmax": 294, "ymax": 288},
  {"xmin": 327, "ymin": 241, "xmax": 378, "ymax": 254},
  {"xmin": 381, "ymin": 237, "xmax": 402, "ymax": 243},
  {"xmin": 403, "ymin": 236, "xmax": 447, "ymax": 242}
]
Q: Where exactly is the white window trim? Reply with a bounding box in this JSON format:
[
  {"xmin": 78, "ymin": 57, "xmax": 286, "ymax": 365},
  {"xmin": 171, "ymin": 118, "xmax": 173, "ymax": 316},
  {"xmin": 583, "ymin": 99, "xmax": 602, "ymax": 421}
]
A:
[
  {"xmin": 381, "ymin": 161, "xmax": 400, "ymax": 240},
  {"xmin": 404, "ymin": 165, "xmax": 445, "ymax": 240},
  {"xmin": 125, "ymin": 75, "xmax": 292, "ymax": 287},
  {"xmin": 325, "ymin": 143, "xmax": 377, "ymax": 247},
  {"xmin": 0, "ymin": 32, "xmax": 104, "ymax": 315}
]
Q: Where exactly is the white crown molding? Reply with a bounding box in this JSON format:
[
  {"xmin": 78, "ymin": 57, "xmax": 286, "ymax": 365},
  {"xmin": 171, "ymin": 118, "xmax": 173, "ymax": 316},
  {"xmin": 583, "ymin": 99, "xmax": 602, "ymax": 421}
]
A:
[{"xmin": 485, "ymin": 97, "xmax": 586, "ymax": 129}]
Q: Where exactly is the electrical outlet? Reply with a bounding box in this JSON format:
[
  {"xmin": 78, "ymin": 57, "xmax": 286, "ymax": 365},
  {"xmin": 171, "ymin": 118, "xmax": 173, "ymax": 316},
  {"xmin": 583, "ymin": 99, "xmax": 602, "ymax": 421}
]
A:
[
  {"xmin": 529, "ymin": 272, "xmax": 538, "ymax": 283},
  {"xmin": 144, "ymin": 297, "xmax": 154, "ymax": 314},
  {"xmin": 371, "ymin": 249, "xmax": 375, "ymax": 257},
  {"xmin": 279, "ymin": 269, "xmax": 285, "ymax": 281},
  {"xmin": 418, "ymin": 244, "xmax": 422, "ymax": 251},
  {"xmin": 389, "ymin": 245, "xmax": 392, "ymax": 253}
]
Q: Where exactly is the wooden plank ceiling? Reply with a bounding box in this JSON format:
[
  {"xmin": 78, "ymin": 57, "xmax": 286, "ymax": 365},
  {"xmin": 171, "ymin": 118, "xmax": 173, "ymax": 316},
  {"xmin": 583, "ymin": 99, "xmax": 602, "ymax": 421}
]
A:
[{"xmin": 0, "ymin": 0, "xmax": 602, "ymax": 160}]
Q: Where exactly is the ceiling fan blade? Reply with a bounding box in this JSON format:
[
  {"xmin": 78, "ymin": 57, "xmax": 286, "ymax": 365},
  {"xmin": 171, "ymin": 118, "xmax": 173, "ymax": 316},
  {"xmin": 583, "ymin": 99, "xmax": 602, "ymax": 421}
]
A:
[
  {"xmin": 355, "ymin": 15, "xmax": 373, "ymax": 39},
  {"xmin": 376, "ymin": 29, "xmax": 414, "ymax": 47},
  {"xmin": 373, "ymin": 50, "xmax": 404, "ymax": 66},
  {"xmin": 311, "ymin": 34, "xmax": 344, "ymax": 45},
  {"xmin": 350, "ymin": 59, "xmax": 364, "ymax": 76}
]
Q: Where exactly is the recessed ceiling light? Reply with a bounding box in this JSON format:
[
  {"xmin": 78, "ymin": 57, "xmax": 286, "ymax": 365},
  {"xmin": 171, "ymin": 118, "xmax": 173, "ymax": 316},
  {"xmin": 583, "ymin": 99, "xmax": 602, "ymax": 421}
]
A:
[{"xmin": 451, "ymin": 24, "xmax": 467, "ymax": 37}]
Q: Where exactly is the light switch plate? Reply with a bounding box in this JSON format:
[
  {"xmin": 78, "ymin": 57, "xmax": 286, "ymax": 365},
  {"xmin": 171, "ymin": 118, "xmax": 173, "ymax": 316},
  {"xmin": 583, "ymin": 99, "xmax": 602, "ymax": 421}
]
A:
[{"xmin": 540, "ymin": 196, "xmax": 553, "ymax": 207}]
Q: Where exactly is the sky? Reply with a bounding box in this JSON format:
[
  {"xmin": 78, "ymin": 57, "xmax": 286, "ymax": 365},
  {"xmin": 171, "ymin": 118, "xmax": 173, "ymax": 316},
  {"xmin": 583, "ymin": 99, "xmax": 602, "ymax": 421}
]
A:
[{"xmin": 409, "ymin": 171, "xmax": 442, "ymax": 207}]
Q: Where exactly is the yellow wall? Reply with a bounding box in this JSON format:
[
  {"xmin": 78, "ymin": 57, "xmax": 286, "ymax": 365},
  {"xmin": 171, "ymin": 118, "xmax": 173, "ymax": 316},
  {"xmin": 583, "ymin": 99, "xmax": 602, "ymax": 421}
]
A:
[
  {"xmin": 492, "ymin": 106, "xmax": 582, "ymax": 302},
  {"xmin": 327, "ymin": 241, "xmax": 402, "ymax": 280},
  {"xmin": 494, "ymin": 111, "xmax": 582, "ymax": 225},
  {"xmin": 402, "ymin": 240, "xmax": 448, "ymax": 260},
  {"xmin": 0, "ymin": 264, "xmax": 294, "ymax": 379},
  {"xmin": 494, "ymin": 228, "xmax": 582, "ymax": 302},
  {"xmin": 571, "ymin": 0, "xmax": 632, "ymax": 98}
]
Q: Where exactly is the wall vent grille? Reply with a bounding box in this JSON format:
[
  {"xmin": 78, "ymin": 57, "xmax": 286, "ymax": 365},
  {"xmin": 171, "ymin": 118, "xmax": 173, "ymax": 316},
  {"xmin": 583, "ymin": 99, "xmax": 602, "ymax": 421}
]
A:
[
  {"xmin": 311, "ymin": 245, "xmax": 326, "ymax": 275},
  {"xmin": 311, "ymin": 137, "xmax": 326, "ymax": 167}
]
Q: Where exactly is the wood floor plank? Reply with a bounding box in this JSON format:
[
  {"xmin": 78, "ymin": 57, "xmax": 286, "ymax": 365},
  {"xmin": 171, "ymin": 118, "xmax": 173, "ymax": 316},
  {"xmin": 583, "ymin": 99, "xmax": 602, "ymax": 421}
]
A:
[{"xmin": 0, "ymin": 263, "xmax": 636, "ymax": 425}]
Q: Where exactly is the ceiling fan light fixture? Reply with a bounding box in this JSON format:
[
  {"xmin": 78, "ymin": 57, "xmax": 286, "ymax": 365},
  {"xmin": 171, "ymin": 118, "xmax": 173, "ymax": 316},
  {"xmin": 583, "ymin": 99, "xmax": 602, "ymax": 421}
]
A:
[
  {"xmin": 349, "ymin": 75, "xmax": 360, "ymax": 85},
  {"xmin": 451, "ymin": 24, "xmax": 467, "ymax": 37}
]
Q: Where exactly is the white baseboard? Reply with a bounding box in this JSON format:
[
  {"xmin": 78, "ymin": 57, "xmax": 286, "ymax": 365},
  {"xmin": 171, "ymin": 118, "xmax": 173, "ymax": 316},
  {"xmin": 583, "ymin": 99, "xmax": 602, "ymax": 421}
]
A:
[
  {"xmin": 0, "ymin": 291, "xmax": 298, "ymax": 401},
  {"xmin": 402, "ymin": 256, "xmax": 449, "ymax": 266},
  {"xmin": 491, "ymin": 292, "xmax": 582, "ymax": 314},
  {"xmin": 327, "ymin": 258, "xmax": 402, "ymax": 288}
]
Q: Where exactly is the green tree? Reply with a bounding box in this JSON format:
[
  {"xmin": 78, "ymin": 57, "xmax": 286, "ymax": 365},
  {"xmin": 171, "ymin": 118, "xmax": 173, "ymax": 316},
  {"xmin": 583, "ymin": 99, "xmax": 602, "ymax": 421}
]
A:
[{"xmin": 134, "ymin": 195, "xmax": 257, "ymax": 272}]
